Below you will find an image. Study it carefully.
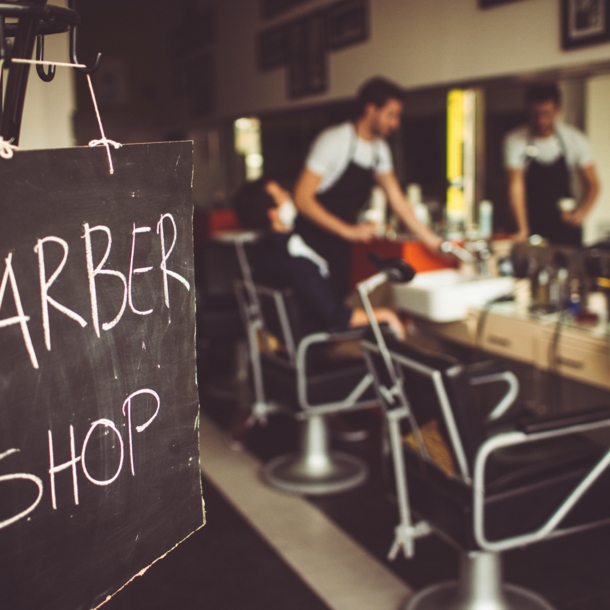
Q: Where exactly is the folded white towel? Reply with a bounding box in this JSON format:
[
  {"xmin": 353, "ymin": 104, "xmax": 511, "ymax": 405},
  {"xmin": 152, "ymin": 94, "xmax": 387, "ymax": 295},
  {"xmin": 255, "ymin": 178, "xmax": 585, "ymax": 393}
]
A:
[{"xmin": 287, "ymin": 234, "xmax": 330, "ymax": 278}]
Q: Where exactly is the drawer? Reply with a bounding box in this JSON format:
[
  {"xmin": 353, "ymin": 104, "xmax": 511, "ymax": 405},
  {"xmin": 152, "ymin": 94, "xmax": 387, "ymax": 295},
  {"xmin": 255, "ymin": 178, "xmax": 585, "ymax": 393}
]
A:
[
  {"xmin": 480, "ymin": 314, "xmax": 538, "ymax": 363},
  {"xmin": 413, "ymin": 314, "xmax": 476, "ymax": 347},
  {"xmin": 538, "ymin": 334, "xmax": 610, "ymax": 390}
]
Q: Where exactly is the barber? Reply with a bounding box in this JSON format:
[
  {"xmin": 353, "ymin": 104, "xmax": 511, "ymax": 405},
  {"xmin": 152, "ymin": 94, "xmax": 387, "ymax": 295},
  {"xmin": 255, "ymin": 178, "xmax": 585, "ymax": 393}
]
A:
[
  {"xmin": 504, "ymin": 83, "xmax": 599, "ymax": 246},
  {"xmin": 293, "ymin": 77, "xmax": 443, "ymax": 299}
]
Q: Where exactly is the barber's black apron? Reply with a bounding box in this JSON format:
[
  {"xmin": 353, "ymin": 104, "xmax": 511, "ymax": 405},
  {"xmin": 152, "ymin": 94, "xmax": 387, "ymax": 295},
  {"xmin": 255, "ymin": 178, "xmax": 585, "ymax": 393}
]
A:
[
  {"xmin": 525, "ymin": 132, "xmax": 582, "ymax": 246},
  {"xmin": 294, "ymin": 131, "xmax": 379, "ymax": 298}
]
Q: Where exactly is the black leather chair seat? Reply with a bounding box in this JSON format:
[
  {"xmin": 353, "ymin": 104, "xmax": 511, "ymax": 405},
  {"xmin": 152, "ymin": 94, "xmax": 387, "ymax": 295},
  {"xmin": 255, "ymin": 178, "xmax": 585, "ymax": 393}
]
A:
[
  {"xmin": 263, "ymin": 358, "xmax": 376, "ymax": 411},
  {"xmin": 400, "ymin": 439, "xmax": 607, "ymax": 551}
]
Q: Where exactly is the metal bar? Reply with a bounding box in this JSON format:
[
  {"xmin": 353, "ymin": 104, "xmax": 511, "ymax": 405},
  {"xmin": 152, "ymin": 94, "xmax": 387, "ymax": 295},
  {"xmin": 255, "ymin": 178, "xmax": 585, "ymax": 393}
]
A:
[
  {"xmin": 473, "ymin": 419, "xmax": 610, "ymax": 553},
  {"xmin": 357, "ymin": 273, "xmax": 398, "ymax": 386},
  {"xmin": 470, "ymin": 371, "xmax": 519, "ymax": 422},
  {"xmin": 381, "ymin": 347, "xmax": 470, "ymax": 479},
  {"xmin": 431, "ymin": 370, "xmax": 471, "ymax": 482},
  {"xmin": 360, "ymin": 340, "xmax": 429, "ymax": 461},
  {"xmin": 234, "ymin": 241, "xmax": 261, "ymax": 316},
  {"xmin": 1, "ymin": 0, "xmax": 50, "ymax": 143},
  {"xmin": 387, "ymin": 407, "xmax": 416, "ymax": 558},
  {"xmin": 274, "ymin": 291, "xmax": 296, "ymax": 364}
]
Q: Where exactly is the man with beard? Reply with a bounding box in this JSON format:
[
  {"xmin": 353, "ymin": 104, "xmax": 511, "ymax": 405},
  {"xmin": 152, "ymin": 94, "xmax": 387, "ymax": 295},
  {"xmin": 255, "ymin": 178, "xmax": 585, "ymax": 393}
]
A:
[{"xmin": 293, "ymin": 77, "xmax": 444, "ymax": 299}]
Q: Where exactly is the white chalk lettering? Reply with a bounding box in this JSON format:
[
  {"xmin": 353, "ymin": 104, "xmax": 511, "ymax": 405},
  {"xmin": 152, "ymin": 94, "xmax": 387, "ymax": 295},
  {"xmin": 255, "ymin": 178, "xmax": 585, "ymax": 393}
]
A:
[
  {"xmin": 81, "ymin": 419, "xmax": 124, "ymax": 486},
  {"xmin": 0, "ymin": 449, "xmax": 44, "ymax": 531},
  {"xmin": 128, "ymin": 224, "xmax": 154, "ymax": 316},
  {"xmin": 48, "ymin": 426, "xmax": 81, "ymax": 510},
  {"xmin": 0, "ymin": 253, "xmax": 39, "ymax": 369},
  {"xmin": 157, "ymin": 213, "xmax": 190, "ymax": 308},
  {"xmin": 122, "ymin": 389, "xmax": 160, "ymax": 476},
  {"xmin": 34, "ymin": 236, "xmax": 88, "ymax": 351},
  {"xmin": 83, "ymin": 224, "xmax": 127, "ymax": 337}
]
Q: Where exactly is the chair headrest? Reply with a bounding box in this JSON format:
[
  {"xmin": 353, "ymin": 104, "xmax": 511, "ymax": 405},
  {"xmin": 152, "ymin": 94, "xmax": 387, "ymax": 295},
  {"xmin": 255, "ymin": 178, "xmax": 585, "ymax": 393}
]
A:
[{"xmin": 368, "ymin": 252, "xmax": 415, "ymax": 283}]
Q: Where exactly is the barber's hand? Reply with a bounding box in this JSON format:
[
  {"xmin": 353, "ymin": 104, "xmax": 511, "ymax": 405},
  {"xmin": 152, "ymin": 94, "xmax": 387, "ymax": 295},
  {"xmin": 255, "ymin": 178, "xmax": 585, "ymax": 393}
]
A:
[
  {"xmin": 563, "ymin": 208, "xmax": 587, "ymax": 227},
  {"xmin": 509, "ymin": 230, "xmax": 529, "ymax": 242},
  {"xmin": 343, "ymin": 222, "xmax": 377, "ymax": 243},
  {"xmin": 422, "ymin": 234, "xmax": 444, "ymax": 252},
  {"xmin": 374, "ymin": 308, "xmax": 406, "ymax": 341}
]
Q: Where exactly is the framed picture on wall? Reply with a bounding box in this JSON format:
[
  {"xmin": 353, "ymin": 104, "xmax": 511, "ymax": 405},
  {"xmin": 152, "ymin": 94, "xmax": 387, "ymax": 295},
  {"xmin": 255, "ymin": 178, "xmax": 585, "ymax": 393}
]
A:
[
  {"xmin": 286, "ymin": 11, "xmax": 327, "ymax": 98},
  {"xmin": 258, "ymin": 24, "xmax": 287, "ymax": 71},
  {"xmin": 478, "ymin": 0, "xmax": 524, "ymax": 7},
  {"xmin": 261, "ymin": 0, "xmax": 311, "ymax": 20},
  {"xmin": 327, "ymin": 0, "xmax": 368, "ymax": 50},
  {"xmin": 561, "ymin": 0, "xmax": 610, "ymax": 49}
]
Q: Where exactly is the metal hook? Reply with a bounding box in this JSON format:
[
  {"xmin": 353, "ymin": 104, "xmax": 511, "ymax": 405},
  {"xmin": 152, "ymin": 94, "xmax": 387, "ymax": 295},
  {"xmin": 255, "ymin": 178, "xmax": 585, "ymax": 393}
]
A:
[
  {"xmin": 35, "ymin": 35, "xmax": 55, "ymax": 82},
  {"xmin": 67, "ymin": 0, "xmax": 101, "ymax": 74},
  {"xmin": 69, "ymin": 24, "xmax": 101, "ymax": 73}
]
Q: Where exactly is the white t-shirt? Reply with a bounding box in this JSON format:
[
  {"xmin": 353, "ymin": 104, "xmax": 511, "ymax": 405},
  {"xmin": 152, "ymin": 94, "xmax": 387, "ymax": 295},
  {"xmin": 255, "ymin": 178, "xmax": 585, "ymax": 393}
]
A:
[
  {"xmin": 305, "ymin": 122, "xmax": 394, "ymax": 193},
  {"xmin": 503, "ymin": 123, "xmax": 593, "ymax": 171}
]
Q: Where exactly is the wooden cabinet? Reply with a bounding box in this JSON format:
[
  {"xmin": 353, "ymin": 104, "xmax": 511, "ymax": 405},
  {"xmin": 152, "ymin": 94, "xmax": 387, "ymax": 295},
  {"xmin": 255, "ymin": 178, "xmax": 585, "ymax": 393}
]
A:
[{"xmin": 413, "ymin": 304, "xmax": 610, "ymax": 391}]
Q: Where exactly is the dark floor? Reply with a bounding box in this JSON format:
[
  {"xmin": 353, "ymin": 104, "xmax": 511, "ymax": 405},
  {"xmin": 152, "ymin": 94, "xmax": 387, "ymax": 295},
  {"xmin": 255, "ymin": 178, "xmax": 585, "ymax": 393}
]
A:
[
  {"xmin": 104, "ymin": 339, "xmax": 610, "ymax": 610},
  {"xmin": 104, "ymin": 475, "xmax": 331, "ymax": 610},
  {"xmin": 211, "ymin": 394, "xmax": 610, "ymax": 610}
]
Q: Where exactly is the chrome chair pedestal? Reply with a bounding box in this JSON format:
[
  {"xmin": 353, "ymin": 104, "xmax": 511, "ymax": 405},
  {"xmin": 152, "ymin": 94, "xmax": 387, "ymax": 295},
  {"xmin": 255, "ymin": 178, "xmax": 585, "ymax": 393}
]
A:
[
  {"xmin": 262, "ymin": 414, "xmax": 368, "ymax": 495},
  {"xmin": 406, "ymin": 552, "xmax": 555, "ymax": 610}
]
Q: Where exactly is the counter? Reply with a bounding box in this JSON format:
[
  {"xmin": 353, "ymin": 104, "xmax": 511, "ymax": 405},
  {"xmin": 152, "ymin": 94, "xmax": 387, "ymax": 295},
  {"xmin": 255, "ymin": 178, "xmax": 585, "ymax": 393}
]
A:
[{"xmin": 406, "ymin": 280, "xmax": 610, "ymax": 391}]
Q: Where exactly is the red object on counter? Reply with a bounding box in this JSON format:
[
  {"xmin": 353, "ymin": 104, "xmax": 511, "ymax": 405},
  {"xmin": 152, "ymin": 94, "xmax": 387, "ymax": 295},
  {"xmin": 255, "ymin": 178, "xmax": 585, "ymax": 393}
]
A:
[
  {"xmin": 208, "ymin": 209, "xmax": 240, "ymax": 234},
  {"xmin": 350, "ymin": 239, "xmax": 457, "ymax": 288}
]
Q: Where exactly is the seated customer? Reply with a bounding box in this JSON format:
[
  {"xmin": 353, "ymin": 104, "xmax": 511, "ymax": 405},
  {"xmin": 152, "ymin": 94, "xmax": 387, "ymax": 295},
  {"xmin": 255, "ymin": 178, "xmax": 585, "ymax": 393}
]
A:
[{"xmin": 233, "ymin": 177, "xmax": 404, "ymax": 339}]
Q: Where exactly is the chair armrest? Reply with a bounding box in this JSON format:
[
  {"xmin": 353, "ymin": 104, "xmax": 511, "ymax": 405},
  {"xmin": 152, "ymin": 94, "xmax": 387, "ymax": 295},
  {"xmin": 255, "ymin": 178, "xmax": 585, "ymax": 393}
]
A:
[
  {"xmin": 465, "ymin": 360, "xmax": 509, "ymax": 378},
  {"xmin": 295, "ymin": 330, "xmax": 376, "ymax": 413},
  {"xmin": 517, "ymin": 405, "xmax": 610, "ymax": 435},
  {"xmin": 467, "ymin": 361, "xmax": 520, "ymax": 423},
  {"xmin": 323, "ymin": 328, "xmax": 369, "ymax": 343},
  {"xmin": 473, "ymin": 413, "xmax": 610, "ymax": 553}
]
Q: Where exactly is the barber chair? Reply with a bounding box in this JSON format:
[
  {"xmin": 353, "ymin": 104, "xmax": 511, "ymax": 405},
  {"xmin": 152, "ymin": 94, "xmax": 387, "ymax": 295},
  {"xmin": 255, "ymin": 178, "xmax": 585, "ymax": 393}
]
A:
[
  {"xmin": 234, "ymin": 274, "xmax": 384, "ymax": 495},
  {"xmin": 196, "ymin": 231, "xmax": 263, "ymax": 398},
  {"xmin": 358, "ymin": 260, "xmax": 610, "ymax": 609}
]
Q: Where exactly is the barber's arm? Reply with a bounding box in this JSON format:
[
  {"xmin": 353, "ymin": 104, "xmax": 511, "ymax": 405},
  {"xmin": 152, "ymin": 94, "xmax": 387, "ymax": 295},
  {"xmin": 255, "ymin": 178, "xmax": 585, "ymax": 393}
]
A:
[
  {"xmin": 350, "ymin": 307, "xmax": 405, "ymax": 340},
  {"xmin": 375, "ymin": 172, "xmax": 443, "ymax": 251},
  {"xmin": 294, "ymin": 168, "xmax": 376, "ymax": 243},
  {"xmin": 506, "ymin": 168, "xmax": 530, "ymax": 242},
  {"xmin": 564, "ymin": 164, "xmax": 600, "ymax": 227}
]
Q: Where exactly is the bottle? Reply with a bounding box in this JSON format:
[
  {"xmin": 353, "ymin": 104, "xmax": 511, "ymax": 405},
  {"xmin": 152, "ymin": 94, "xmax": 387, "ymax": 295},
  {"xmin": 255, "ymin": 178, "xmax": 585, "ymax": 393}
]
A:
[
  {"xmin": 568, "ymin": 277, "xmax": 581, "ymax": 314},
  {"xmin": 407, "ymin": 183, "xmax": 430, "ymax": 227},
  {"xmin": 527, "ymin": 255, "xmax": 540, "ymax": 309},
  {"xmin": 550, "ymin": 267, "xmax": 569, "ymax": 311},
  {"xmin": 549, "ymin": 252, "xmax": 569, "ymax": 311},
  {"xmin": 364, "ymin": 186, "xmax": 387, "ymax": 236},
  {"xmin": 478, "ymin": 200, "xmax": 493, "ymax": 240},
  {"xmin": 537, "ymin": 267, "xmax": 550, "ymax": 310}
]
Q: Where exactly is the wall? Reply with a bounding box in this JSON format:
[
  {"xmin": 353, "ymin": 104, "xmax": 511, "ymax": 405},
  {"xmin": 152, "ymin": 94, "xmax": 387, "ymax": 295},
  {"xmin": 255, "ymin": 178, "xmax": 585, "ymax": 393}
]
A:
[
  {"xmin": 19, "ymin": 0, "xmax": 75, "ymax": 150},
  {"xmin": 211, "ymin": 0, "xmax": 610, "ymax": 119},
  {"xmin": 585, "ymin": 75, "xmax": 610, "ymax": 244}
]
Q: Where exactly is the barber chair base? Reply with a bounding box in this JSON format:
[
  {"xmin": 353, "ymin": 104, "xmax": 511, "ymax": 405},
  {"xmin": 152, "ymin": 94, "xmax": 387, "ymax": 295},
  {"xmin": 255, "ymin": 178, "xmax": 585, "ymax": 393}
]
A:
[
  {"xmin": 262, "ymin": 414, "xmax": 369, "ymax": 495},
  {"xmin": 405, "ymin": 552, "xmax": 555, "ymax": 610},
  {"xmin": 262, "ymin": 451, "xmax": 368, "ymax": 495}
]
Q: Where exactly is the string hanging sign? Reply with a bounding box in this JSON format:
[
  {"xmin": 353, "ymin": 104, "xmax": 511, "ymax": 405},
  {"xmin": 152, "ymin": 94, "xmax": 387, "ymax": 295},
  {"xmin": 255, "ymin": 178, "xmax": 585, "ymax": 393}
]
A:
[{"xmin": 8, "ymin": 57, "xmax": 122, "ymax": 174}]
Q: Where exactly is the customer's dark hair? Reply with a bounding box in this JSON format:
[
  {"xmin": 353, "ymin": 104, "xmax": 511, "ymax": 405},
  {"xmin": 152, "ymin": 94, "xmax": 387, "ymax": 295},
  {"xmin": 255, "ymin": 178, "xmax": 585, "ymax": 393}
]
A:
[
  {"xmin": 357, "ymin": 77, "xmax": 404, "ymax": 116},
  {"xmin": 526, "ymin": 83, "xmax": 562, "ymax": 106},
  {"xmin": 233, "ymin": 177, "xmax": 274, "ymax": 231}
]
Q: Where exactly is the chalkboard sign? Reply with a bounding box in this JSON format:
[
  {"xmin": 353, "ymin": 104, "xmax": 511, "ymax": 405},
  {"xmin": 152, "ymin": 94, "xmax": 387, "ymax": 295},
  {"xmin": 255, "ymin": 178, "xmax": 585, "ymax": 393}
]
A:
[{"xmin": 0, "ymin": 142, "xmax": 204, "ymax": 609}]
